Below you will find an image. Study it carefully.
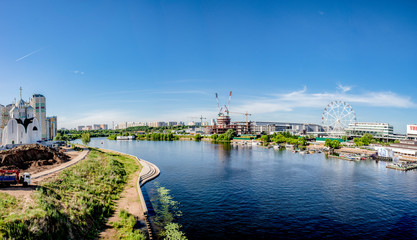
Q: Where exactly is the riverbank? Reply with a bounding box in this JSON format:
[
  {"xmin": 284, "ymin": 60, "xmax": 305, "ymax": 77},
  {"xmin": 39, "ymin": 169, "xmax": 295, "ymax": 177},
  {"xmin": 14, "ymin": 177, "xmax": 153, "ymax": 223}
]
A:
[
  {"xmin": 97, "ymin": 148, "xmax": 160, "ymax": 240},
  {"xmin": 0, "ymin": 148, "xmax": 147, "ymax": 239}
]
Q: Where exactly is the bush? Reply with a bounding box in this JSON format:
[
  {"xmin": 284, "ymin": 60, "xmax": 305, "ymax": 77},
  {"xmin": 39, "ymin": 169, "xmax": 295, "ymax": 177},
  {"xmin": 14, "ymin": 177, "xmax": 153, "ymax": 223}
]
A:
[{"xmin": 194, "ymin": 134, "xmax": 202, "ymax": 141}]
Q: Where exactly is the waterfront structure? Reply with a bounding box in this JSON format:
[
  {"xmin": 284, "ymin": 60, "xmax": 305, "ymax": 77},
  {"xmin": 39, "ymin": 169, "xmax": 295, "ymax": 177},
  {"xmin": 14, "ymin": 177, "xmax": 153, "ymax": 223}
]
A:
[
  {"xmin": 345, "ymin": 122, "xmax": 393, "ymax": 138},
  {"xmin": 207, "ymin": 116, "xmax": 325, "ymax": 136},
  {"xmin": 251, "ymin": 122, "xmax": 325, "ymax": 135},
  {"xmin": 390, "ymin": 140, "xmax": 417, "ymax": 156}
]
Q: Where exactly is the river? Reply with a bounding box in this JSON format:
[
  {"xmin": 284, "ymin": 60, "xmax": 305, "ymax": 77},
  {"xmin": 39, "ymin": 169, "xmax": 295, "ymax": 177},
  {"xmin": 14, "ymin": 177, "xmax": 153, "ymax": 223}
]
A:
[{"xmin": 78, "ymin": 138, "xmax": 417, "ymax": 239}]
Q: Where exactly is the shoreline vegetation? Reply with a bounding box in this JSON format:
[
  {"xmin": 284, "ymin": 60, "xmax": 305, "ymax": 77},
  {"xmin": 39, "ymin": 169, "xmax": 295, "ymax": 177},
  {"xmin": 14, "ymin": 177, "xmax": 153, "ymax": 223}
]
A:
[
  {"xmin": 151, "ymin": 182, "xmax": 187, "ymax": 240},
  {"xmin": 0, "ymin": 148, "xmax": 146, "ymax": 239},
  {"xmin": 57, "ymin": 127, "xmax": 399, "ymax": 150}
]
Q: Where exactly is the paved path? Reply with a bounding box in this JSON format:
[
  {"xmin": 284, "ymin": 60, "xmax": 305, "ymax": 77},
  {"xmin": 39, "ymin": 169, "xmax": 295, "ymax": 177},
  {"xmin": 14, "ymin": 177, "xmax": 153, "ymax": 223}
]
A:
[
  {"xmin": 32, "ymin": 148, "xmax": 90, "ymax": 180},
  {"xmin": 99, "ymin": 149, "xmax": 160, "ymax": 240}
]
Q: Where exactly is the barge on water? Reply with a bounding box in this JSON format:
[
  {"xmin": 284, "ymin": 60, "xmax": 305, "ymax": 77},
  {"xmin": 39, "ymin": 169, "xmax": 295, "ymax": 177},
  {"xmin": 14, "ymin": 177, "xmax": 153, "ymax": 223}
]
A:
[{"xmin": 386, "ymin": 163, "xmax": 417, "ymax": 171}]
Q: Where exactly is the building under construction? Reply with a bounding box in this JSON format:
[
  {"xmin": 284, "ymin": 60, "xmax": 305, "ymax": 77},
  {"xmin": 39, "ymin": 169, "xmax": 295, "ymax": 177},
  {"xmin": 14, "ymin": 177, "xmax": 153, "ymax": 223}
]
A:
[
  {"xmin": 207, "ymin": 117, "xmax": 253, "ymax": 135},
  {"xmin": 206, "ymin": 91, "xmax": 325, "ymax": 136},
  {"xmin": 206, "ymin": 91, "xmax": 253, "ymax": 135}
]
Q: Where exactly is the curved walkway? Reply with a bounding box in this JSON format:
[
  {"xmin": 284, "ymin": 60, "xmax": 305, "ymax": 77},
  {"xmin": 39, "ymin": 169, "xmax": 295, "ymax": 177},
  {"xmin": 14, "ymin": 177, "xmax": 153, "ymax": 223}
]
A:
[
  {"xmin": 100, "ymin": 150, "xmax": 160, "ymax": 240},
  {"xmin": 135, "ymin": 158, "xmax": 160, "ymax": 240}
]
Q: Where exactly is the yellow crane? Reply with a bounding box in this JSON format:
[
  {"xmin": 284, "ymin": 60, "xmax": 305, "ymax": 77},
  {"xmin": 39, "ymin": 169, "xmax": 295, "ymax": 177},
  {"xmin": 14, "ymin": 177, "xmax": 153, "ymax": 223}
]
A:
[{"xmin": 230, "ymin": 111, "xmax": 252, "ymax": 125}]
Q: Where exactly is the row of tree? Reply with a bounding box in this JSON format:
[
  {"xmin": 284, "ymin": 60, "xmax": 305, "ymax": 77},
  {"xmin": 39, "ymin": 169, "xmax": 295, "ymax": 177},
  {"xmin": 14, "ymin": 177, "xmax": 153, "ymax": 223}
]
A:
[
  {"xmin": 259, "ymin": 132, "xmax": 308, "ymax": 146},
  {"xmin": 210, "ymin": 129, "xmax": 236, "ymax": 142}
]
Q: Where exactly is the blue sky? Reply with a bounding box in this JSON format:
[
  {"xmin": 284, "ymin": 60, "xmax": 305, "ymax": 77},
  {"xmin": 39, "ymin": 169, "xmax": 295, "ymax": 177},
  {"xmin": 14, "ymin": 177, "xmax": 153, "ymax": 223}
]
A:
[{"xmin": 0, "ymin": 0, "xmax": 416, "ymax": 133}]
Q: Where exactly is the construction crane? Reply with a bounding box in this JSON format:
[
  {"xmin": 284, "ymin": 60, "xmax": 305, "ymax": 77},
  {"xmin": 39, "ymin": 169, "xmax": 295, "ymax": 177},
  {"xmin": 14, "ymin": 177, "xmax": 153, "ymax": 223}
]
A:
[
  {"xmin": 215, "ymin": 91, "xmax": 232, "ymax": 116},
  {"xmin": 230, "ymin": 111, "xmax": 252, "ymax": 125},
  {"xmin": 188, "ymin": 115, "xmax": 207, "ymax": 127}
]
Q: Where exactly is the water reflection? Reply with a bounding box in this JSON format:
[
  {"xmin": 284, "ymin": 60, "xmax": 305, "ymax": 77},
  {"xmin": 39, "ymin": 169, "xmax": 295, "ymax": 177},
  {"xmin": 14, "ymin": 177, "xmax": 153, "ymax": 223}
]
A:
[{"xmin": 77, "ymin": 138, "xmax": 417, "ymax": 240}]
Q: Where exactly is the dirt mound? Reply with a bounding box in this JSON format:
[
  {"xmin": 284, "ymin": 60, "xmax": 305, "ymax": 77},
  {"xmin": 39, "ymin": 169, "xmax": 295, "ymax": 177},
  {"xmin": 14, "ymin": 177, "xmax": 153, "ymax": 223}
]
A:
[{"xmin": 0, "ymin": 144, "xmax": 69, "ymax": 171}]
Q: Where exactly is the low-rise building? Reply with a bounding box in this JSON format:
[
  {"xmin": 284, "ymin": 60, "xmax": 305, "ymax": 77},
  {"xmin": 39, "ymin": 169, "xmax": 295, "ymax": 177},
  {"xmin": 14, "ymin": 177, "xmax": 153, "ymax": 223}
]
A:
[
  {"xmin": 251, "ymin": 122, "xmax": 324, "ymax": 135},
  {"xmin": 390, "ymin": 140, "xmax": 417, "ymax": 156},
  {"xmin": 407, "ymin": 124, "xmax": 417, "ymax": 140},
  {"xmin": 345, "ymin": 122, "xmax": 394, "ymax": 138}
]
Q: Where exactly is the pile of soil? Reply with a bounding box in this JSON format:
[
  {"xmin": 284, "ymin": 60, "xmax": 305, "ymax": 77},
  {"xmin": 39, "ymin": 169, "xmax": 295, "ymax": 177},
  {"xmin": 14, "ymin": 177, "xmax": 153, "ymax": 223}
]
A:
[{"xmin": 0, "ymin": 144, "xmax": 69, "ymax": 171}]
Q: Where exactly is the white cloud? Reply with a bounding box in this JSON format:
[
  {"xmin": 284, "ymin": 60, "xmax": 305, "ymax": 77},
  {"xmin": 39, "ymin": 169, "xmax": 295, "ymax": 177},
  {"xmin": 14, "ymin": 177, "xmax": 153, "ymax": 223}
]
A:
[
  {"xmin": 337, "ymin": 82, "xmax": 352, "ymax": 93},
  {"xmin": 73, "ymin": 70, "xmax": 84, "ymax": 75},
  {"xmin": 232, "ymin": 86, "xmax": 416, "ymax": 114}
]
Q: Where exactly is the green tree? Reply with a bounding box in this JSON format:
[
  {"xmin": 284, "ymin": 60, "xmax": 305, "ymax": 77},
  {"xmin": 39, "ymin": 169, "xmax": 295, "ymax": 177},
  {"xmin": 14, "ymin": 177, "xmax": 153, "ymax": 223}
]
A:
[
  {"xmin": 298, "ymin": 137, "xmax": 307, "ymax": 146},
  {"xmin": 211, "ymin": 134, "xmax": 218, "ymax": 141},
  {"xmin": 54, "ymin": 133, "xmax": 63, "ymax": 141},
  {"xmin": 331, "ymin": 140, "xmax": 340, "ymax": 149},
  {"xmin": 354, "ymin": 138, "xmax": 364, "ymax": 146},
  {"xmin": 341, "ymin": 136, "xmax": 348, "ymax": 141},
  {"xmin": 224, "ymin": 129, "xmax": 236, "ymax": 141},
  {"xmin": 81, "ymin": 132, "xmax": 91, "ymax": 145},
  {"xmin": 324, "ymin": 139, "xmax": 332, "ymax": 148},
  {"xmin": 260, "ymin": 134, "xmax": 270, "ymax": 143},
  {"xmin": 194, "ymin": 134, "xmax": 202, "ymax": 141}
]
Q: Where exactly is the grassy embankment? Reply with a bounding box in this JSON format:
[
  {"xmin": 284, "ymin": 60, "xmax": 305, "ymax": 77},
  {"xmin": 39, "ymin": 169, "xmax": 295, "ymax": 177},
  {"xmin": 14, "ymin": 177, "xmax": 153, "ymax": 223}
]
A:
[{"xmin": 0, "ymin": 148, "xmax": 145, "ymax": 240}]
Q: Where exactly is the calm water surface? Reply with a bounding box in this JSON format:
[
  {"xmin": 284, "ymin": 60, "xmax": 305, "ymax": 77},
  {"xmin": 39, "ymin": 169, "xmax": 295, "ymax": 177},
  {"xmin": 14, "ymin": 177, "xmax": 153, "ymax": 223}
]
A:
[{"xmin": 83, "ymin": 138, "xmax": 417, "ymax": 239}]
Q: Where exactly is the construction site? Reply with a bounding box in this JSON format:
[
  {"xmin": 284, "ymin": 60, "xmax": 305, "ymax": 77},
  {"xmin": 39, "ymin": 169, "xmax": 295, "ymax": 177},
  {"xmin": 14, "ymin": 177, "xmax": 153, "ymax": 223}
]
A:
[
  {"xmin": 206, "ymin": 91, "xmax": 252, "ymax": 135},
  {"xmin": 205, "ymin": 91, "xmax": 324, "ymax": 136}
]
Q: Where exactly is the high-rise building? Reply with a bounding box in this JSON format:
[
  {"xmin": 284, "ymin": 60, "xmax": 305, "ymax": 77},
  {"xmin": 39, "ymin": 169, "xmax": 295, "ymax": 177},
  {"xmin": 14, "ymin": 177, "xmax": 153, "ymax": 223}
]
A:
[
  {"xmin": 100, "ymin": 124, "xmax": 108, "ymax": 130},
  {"xmin": 45, "ymin": 116, "xmax": 57, "ymax": 140},
  {"xmin": 77, "ymin": 126, "xmax": 85, "ymax": 131},
  {"xmin": 30, "ymin": 94, "xmax": 47, "ymax": 140}
]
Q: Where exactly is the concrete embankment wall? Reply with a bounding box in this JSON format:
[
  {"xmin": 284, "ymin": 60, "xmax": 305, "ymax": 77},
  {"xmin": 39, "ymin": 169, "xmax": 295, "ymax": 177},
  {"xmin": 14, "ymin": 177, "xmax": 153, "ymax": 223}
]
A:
[{"xmin": 101, "ymin": 149, "xmax": 160, "ymax": 240}]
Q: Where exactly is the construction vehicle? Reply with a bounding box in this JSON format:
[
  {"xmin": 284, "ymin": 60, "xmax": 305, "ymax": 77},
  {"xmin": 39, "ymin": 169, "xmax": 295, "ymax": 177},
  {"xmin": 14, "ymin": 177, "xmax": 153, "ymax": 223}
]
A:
[{"xmin": 0, "ymin": 170, "xmax": 31, "ymax": 187}]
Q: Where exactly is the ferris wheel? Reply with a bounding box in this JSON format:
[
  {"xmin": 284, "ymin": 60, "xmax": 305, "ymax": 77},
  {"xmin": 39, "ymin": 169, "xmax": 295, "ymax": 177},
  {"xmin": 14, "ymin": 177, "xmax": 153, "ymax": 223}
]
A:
[{"xmin": 322, "ymin": 100, "xmax": 356, "ymax": 136}]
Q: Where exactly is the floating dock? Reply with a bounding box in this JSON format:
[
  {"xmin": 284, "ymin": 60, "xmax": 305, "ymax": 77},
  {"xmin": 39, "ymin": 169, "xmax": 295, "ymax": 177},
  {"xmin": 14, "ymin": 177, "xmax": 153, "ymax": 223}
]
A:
[{"xmin": 386, "ymin": 163, "xmax": 417, "ymax": 171}]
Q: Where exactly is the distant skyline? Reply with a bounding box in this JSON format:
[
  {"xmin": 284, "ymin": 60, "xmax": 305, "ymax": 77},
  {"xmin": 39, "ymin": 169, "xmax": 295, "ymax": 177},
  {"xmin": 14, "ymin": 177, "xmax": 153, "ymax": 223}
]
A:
[{"xmin": 1, "ymin": 1, "xmax": 416, "ymax": 133}]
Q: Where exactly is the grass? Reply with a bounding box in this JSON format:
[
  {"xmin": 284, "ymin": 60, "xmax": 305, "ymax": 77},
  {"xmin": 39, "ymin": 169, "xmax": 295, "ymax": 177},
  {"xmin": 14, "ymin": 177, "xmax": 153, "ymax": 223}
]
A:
[
  {"xmin": 111, "ymin": 210, "xmax": 145, "ymax": 240},
  {"xmin": 0, "ymin": 148, "xmax": 145, "ymax": 239}
]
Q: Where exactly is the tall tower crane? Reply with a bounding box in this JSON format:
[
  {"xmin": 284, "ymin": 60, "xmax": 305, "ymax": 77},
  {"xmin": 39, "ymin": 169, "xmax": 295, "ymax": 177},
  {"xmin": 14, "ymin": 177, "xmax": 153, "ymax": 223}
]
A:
[
  {"xmin": 188, "ymin": 115, "xmax": 207, "ymax": 127},
  {"xmin": 230, "ymin": 111, "xmax": 252, "ymax": 125},
  {"xmin": 229, "ymin": 111, "xmax": 252, "ymax": 134},
  {"xmin": 215, "ymin": 91, "xmax": 232, "ymax": 116}
]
